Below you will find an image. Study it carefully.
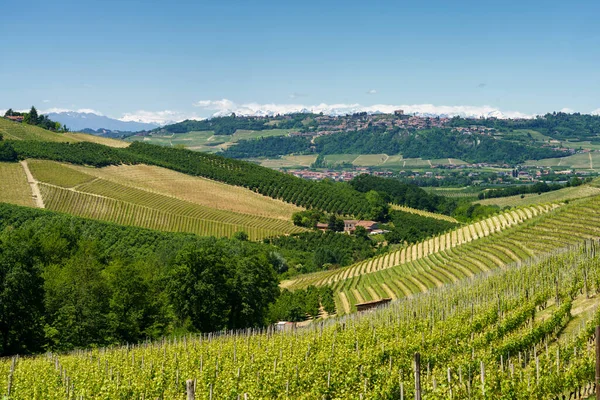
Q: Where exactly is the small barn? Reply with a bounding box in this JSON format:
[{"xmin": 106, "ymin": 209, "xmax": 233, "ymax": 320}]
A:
[{"xmin": 355, "ymin": 298, "xmax": 392, "ymax": 312}]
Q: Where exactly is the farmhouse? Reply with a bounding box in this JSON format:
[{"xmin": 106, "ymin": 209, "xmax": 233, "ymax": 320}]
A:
[
  {"xmin": 5, "ymin": 115, "xmax": 23, "ymax": 122},
  {"xmin": 343, "ymin": 220, "xmax": 378, "ymax": 233}
]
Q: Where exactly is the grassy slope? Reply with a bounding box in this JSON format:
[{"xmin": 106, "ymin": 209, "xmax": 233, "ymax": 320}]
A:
[
  {"xmin": 476, "ymin": 184, "xmax": 600, "ymax": 207},
  {"xmin": 66, "ymin": 163, "xmax": 304, "ymax": 221},
  {"xmin": 0, "ymin": 118, "xmax": 128, "ymax": 148},
  {"xmin": 27, "ymin": 160, "xmax": 305, "ymax": 240},
  {"xmin": 0, "ymin": 162, "xmax": 35, "ymax": 207}
]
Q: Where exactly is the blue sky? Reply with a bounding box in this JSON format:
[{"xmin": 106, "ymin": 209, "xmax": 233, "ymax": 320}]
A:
[{"xmin": 1, "ymin": 0, "xmax": 599, "ymax": 123}]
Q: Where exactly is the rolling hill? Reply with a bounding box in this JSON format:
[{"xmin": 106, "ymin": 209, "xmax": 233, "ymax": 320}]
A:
[
  {"xmin": 0, "ymin": 118, "xmax": 128, "ymax": 148},
  {"xmin": 22, "ymin": 160, "xmax": 305, "ymax": 240}
]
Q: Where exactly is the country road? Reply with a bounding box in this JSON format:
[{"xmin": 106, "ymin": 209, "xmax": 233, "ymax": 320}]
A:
[{"xmin": 20, "ymin": 160, "xmax": 45, "ymax": 208}]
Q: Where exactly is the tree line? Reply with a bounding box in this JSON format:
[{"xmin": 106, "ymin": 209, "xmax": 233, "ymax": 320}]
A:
[
  {"xmin": 4, "ymin": 106, "xmax": 69, "ymax": 132},
  {"xmin": 448, "ymin": 112, "xmax": 600, "ymax": 141},
  {"xmin": 222, "ymin": 136, "xmax": 312, "ymax": 158}
]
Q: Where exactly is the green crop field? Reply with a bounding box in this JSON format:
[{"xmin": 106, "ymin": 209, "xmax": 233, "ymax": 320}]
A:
[
  {"xmin": 525, "ymin": 152, "xmax": 600, "ymax": 170},
  {"xmin": 476, "ymin": 184, "xmax": 600, "ymax": 208},
  {"xmin": 352, "ymin": 154, "xmax": 389, "ymax": 166},
  {"xmin": 322, "ymin": 154, "xmax": 360, "ymax": 164},
  {"xmin": 0, "ymin": 162, "xmax": 34, "ymax": 207},
  {"xmin": 27, "ymin": 160, "xmax": 95, "ymax": 188},
  {"xmin": 256, "ymin": 154, "xmax": 318, "ymax": 168},
  {"xmin": 126, "ymin": 129, "xmax": 293, "ymax": 152},
  {"xmin": 28, "ymin": 160, "xmax": 306, "ymax": 240},
  {"xmin": 0, "ymin": 118, "xmax": 129, "ymax": 148},
  {"xmin": 0, "ymin": 118, "xmax": 78, "ymax": 143},
  {"xmin": 5, "ymin": 241, "xmax": 600, "ymax": 399}
]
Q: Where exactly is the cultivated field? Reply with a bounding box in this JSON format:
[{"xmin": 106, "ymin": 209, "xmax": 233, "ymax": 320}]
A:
[
  {"xmin": 0, "ymin": 118, "xmax": 129, "ymax": 148},
  {"xmin": 524, "ymin": 152, "xmax": 600, "ymax": 170},
  {"xmin": 257, "ymin": 154, "xmax": 318, "ymax": 168},
  {"xmin": 476, "ymin": 184, "xmax": 600, "ymax": 207},
  {"xmin": 66, "ymin": 163, "xmax": 304, "ymax": 221},
  {"xmin": 63, "ymin": 132, "xmax": 129, "ymax": 148},
  {"xmin": 283, "ymin": 204, "xmax": 557, "ymax": 293},
  {"xmin": 320, "ymin": 195, "xmax": 600, "ymax": 313},
  {"xmin": 28, "ymin": 160, "xmax": 306, "ymax": 240},
  {"xmin": 0, "ymin": 119, "xmax": 78, "ymax": 142},
  {"xmin": 319, "ymin": 153, "xmax": 468, "ymax": 169},
  {"xmin": 0, "ymin": 162, "xmax": 35, "ymax": 207},
  {"xmin": 127, "ymin": 129, "xmax": 293, "ymax": 152},
  {"xmin": 4, "ymin": 244, "xmax": 599, "ymax": 399},
  {"xmin": 390, "ymin": 204, "xmax": 459, "ymax": 223}
]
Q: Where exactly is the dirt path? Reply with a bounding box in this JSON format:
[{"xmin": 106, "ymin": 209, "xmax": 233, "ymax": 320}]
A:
[
  {"xmin": 589, "ymin": 152, "xmax": 594, "ymax": 170},
  {"xmin": 20, "ymin": 160, "xmax": 44, "ymax": 208}
]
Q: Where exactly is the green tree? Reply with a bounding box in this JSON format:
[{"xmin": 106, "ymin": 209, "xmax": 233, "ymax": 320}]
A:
[
  {"xmin": 0, "ymin": 228, "xmax": 45, "ymax": 355},
  {"xmin": 28, "ymin": 106, "xmax": 39, "ymax": 125}
]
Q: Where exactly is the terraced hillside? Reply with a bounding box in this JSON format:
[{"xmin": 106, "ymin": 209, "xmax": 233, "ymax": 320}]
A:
[
  {"xmin": 0, "ymin": 118, "xmax": 127, "ymax": 147},
  {"xmin": 27, "ymin": 160, "xmax": 305, "ymax": 240},
  {"xmin": 283, "ymin": 204, "xmax": 556, "ymax": 290},
  {"xmin": 325, "ymin": 195, "xmax": 600, "ymax": 313},
  {"xmin": 0, "ymin": 162, "xmax": 35, "ymax": 207},
  {"xmin": 476, "ymin": 183, "xmax": 600, "ymax": 208}
]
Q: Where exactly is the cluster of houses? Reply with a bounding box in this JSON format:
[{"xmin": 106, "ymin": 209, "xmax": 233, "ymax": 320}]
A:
[{"xmin": 287, "ymin": 168, "xmax": 393, "ymax": 182}]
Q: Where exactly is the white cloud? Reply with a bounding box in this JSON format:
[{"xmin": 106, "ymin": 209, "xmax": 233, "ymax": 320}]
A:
[
  {"xmin": 193, "ymin": 99, "xmax": 534, "ymax": 119},
  {"xmin": 559, "ymin": 107, "xmax": 574, "ymax": 113},
  {"xmin": 41, "ymin": 107, "xmax": 104, "ymax": 116},
  {"xmin": 590, "ymin": 108, "xmax": 600, "ymax": 116},
  {"xmin": 366, "ymin": 89, "xmax": 377, "ymax": 95},
  {"xmin": 42, "ymin": 99, "xmax": 50, "ymax": 103},
  {"xmin": 119, "ymin": 110, "xmax": 201, "ymax": 125}
]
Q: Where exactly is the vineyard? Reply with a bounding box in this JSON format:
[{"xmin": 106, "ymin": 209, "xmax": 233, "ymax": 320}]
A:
[
  {"xmin": 283, "ymin": 204, "xmax": 557, "ymax": 292},
  {"xmin": 476, "ymin": 183, "xmax": 600, "ymax": 208},
  {"xmin": 0, "ymin": 119, "xmax": 78, "ymax": 143},
  {"xmin": 28, "ymin": 160, "xmax": 305, "ymax": 240},
  {"xmin": 3, "ymin": 242, "xmax": 600, "ymax": 399},
  {"xmin": 0, "ymin": 162, "xmax": 35, "ymax": 207},
  {"xmin": 66, "ymin": 163, "xmax": 303, "ymax": 221},
  {"xmin": 390, "ymin": 204, "xmax": 459, "ymax": 223}
]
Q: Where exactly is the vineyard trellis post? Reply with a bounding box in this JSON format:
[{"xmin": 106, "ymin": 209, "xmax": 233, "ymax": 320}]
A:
[
  {"xmin": 414, "ymin": 352, "xmax": 422, "ymax": 400},
  {"xmin": 596, "ymin": 325, "xmax": 600, "ymax": 400},
  {"xmin": 186, "ymin": 379, "xmax": 195, "ymax": 400}
]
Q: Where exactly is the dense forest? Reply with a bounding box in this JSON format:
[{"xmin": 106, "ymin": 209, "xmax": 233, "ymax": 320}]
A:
[
  {"xmin": 0, "ymin": 204, "xmax": 279, "ymax": 355},
  {"xmin": 449, "ymin": 112, "xmax": 600, "ymax": 141},
  {"xmin": 383, "ymin": 210, "xmax": 458, "ymax": 244},
  {"xmin": 349, "ymin": 174, "xmax": 458, "ymax": 215},
  {"xmin": 265, "ymin": 230, "xmax": 380, "ymax": 275},
  {"xmin": 0, "ymin": 204, "xmax": 351, "ymax": 356},
  {"xmin": 315, "ymin": 127, "xmax": 567, "ymax": 164},
  {"xmin": 223, "ymin": 136, "xmax": 312, "ymax": 158}
]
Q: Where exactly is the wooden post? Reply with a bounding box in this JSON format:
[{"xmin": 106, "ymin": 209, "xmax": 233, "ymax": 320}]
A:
[
  {"xmin": 480, "ymin": 361, "xmax": 485, "ymax": 397},
  {"xmin": 414, "ymin": 352, "xmax": 422, "ymax": 400},
  {"xmin": 596, "ymin": 326, "xmax": 600, "ymax": 400},
  {"xmin": 186, "ymin": 379, "xmax": 195, "ymax": 400}
]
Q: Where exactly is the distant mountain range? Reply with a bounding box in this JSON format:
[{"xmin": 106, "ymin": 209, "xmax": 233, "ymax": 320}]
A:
[{"xmin": 47, "ymin": 112, "xmax": 159, "ymax": 133}]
